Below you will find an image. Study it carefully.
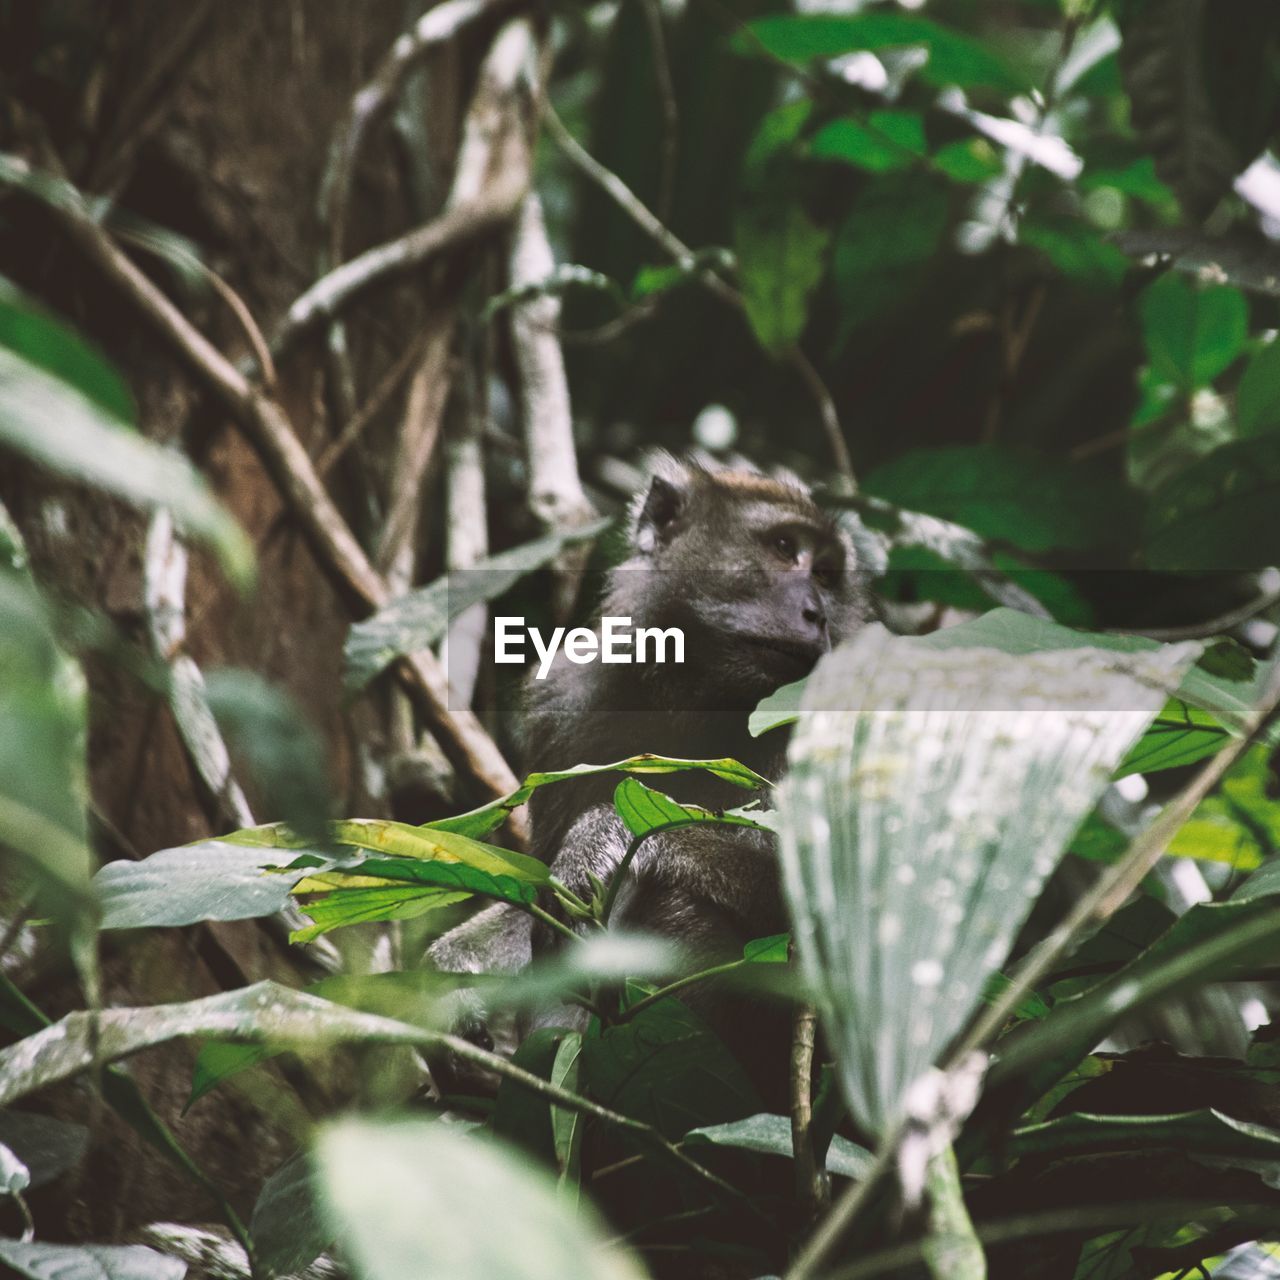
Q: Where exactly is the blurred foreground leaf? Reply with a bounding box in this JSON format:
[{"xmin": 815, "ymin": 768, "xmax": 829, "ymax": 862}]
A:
[
  {"xmin": 778, "ymin": 625, "xmax": 1196, "ymax": 1134},
  {"xmin": 315, "ymin": 1117, "xmax": 647, "ymax": 1280}
]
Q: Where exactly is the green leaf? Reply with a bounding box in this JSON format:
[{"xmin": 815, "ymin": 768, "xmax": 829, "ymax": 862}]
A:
[
  {"xmin": 1146, "ymin": 435, "xmax": 1280, "ymax": 569},
  {"xmin": 1011, "ymin": 1109, "xmax": 1280, "ymax": 1188},
  {"xmin": 737, "ymin": 14, "xmax": 1027, "ymax": 93},
  {"xmin": 432, "ymin": 754, "xmax": 770, "ymax": 841},
  {"xmin": 232, "ymin": 819, "xmax": 549, "ymax": 883},
  {"xmin": 344, "ymin": 517, "xmax": 613, "ymax": 689},
  {"xmin": 734, "ymin": 199, "xmax": 829, "ymax": 352},
  {"xmin": 684, "ymin": 1113, "xmax": 873, "ymax": 1179},
  {"xmin": 0, "ymin": 1242, "xmax": 185, "ymax": 1280},
  {"xmin": 755, "ymin": 609, "xmax": 1261, "ymax": 753},
  {"xmin": 314, "ymin": 1117, "xmax": 646, "ymax": 1280},
  {"xmin": 744, "ymin": 99, "xmax": 815, "ymax": 176},
  {"xmin": 1138, "ymin": 274, "xmax": 1248, "ymax": 390},
  {"xmin": 809, "ymin": 112, "xmax": 927, "ymax": 173},
  {"xmin": 0, "ymin": 277, "xmax": 133, "ymax": 422},
  {"xmin": 832, "ymin": 172, "xmax": 948, "ymax": 337},
  {"xmin": 251, "ymin": 1150, "xmax": 331, "ymax": 1276},
  {"xmin": 994, "ymin": 863, "xmax": 1280, "ymax": 1102},
  {"xmin": 288, "ymin": 886, "xmax": 472, "ymax": 943},
  {"xmin": 98, "ymin": 819, "xmax": 546, "ymax": 932},
  {"xmin": 778, "ymin": 625, "xmax": 1197, "ymax": 1135},
  {"xmin": 95, "ymin": 843, "xmax": 306, "ymax": 930},
  {"xmin": 864, "ymin": 445, "xmax": 1141, "ymax": 554},
  {"xmin": 1236, "ymin": 339, "xmax": 1280, "ymax": 437},
  {"xmin": 612, "ymin": 777, "xmax": 769, "ymax": 840},
  {"xmin": 293, "ymin": 853, "xmax": 537, "ymax": 909},
  {"xmin": 0, "ymin": 342, "xmax": 251, "ymax": 586},
  {"xmin": 584, "ymin": 993, "xmax": 761, "ymax": 1141},
  {"xmin": 1115, "ymin": 700, "xmax": 1232, "ymax": 779},
  {"xmin": 550, "ymin": 1032, "xmax": 585, "ymax": 1191},
  {"xmin": 932, "ymin": 138, "xmax": 1004, "ymax": 184},
  {"xmin": 1164, "ymin": 745, "xmax": 1280, "ymax": 870},
  {"xmin": 0, "ymin": 572, "xmax": 93, "ymax": 907},
  {"xmin": 189, "ymin": 970, "xmax": 455, "ymax": 1107}
]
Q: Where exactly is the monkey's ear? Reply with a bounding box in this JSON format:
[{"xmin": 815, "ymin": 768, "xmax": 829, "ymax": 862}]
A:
[{"xmin": 633, "ymin": 474, "xmax": 686, "ymax": 552}]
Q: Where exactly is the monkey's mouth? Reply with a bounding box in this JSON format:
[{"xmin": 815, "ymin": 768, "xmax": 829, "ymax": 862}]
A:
[{"xmin": 743, "ymin": 636, "xmax": 826, "ymax": 676}]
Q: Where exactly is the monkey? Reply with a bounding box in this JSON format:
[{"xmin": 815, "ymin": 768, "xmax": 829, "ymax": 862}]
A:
[{"xmin": 427, "ymin": 454, "xmax": 874, "ymax": 1093}]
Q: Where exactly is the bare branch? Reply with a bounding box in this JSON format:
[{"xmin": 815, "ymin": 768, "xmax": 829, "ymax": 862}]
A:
[
  {"xmin": 545, "ymin": 104, "xmax": 857, "ymax": 487},
  {"xmin": 375, "ymin": 325, "xmax": 453, "ymax": 579},
  {"xmin": 508, "ymin": 192, "xmax": 596, "ymax": 530},
  {"xmin": 321, "ymin": 0, "xmax": 516, "ymax": 265},
  {"xmin": 276, "ymin": 174, "xmax": 528, "ymax": 358}
]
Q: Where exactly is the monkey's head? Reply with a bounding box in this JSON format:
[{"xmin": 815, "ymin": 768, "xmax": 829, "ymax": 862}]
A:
[{"xmin": 608, "ymin": 455, "xmax": 873, "ymax": 705}]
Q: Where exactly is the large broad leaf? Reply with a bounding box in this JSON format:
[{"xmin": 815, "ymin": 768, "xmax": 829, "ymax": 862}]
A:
[
  {"xmin": 188, "ymin": 970, "xmax": 458, "ymax": 1108},
  {"xmin": 736, "ymin": 14, "xmax": 1026, "ymax": 94},
  {"xmin": 777, "ymin": 625, "xmax": 1197, "ymax": 1135},
  {"xmin": 344, "ymin": 517, "xmax": 612, "ymax": 689},
  {"xmin": 0, "ymin": 980, "xmax": 486, "ymax": 1109},
  {"xmin": 1146, "ymin": 435, "xmax": 1280, "ymax": 570},
  {"xmin": 734, "ymin": 198, "xmax": 829, "ymax": 353},
  {"xmin": 431, "ymin": 754, "xmax": 770, "ymax": 840},
  {"xmin": 314, "ymin": 1117, "xmax": 646, "ymax": 1280},
  {"xmin": 0, "ymin": 1242, "xmax": 184, "ymax": 1280},
  {"xmin": 0, "ymin": 303, "xmax": 250, "ymax": 585},
  {"xmin": 1237, "ymin": 339, "xmax": 1280, "ymax": 437},
  {"xmin": 864, "ymin": 445, "xmax": 1141, "ymax": 554},
  {"xmin": 95, "ymin": 843, "xmax": 308, "ymax": 929},
  {"xmin": 1117, "ymin": 0, "xmax": 1280, "ymax": 219},
  {"xmin": 753, "ymin": 610, "xmax": 1272, "ymax": 782}
]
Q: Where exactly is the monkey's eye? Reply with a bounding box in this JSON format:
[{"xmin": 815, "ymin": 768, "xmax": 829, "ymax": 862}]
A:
[
  {"xmin": 772, "ymin": 533, "xmax": 798, "ymax": 563},
  {"xmin": 813, "ymin": 561, "xmax": 839, "ymax": 589}
]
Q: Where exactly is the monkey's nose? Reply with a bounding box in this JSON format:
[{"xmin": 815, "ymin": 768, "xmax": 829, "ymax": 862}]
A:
[{"xmin": 802, "ymin": 596, "xmax": 827, "ymax": 630}]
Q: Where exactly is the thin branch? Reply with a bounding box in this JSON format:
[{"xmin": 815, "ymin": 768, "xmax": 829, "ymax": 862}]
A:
[
  {"xmin": 441, "ymin": 353, "xmax": 490, "ymax": 705},
  {"xmin": 374, "ymin": 318, "xmax": 453, "ymax": 577},
  {"xmin": 118, "ymin": 225, "xmax": 280, "ymax": 393},
  {"xmin": 1113, "ymin": 584, "xmax": 1280, "ymax": 642},
  {"xmin": 321, "ymin": 0, "xmax": 515, "ymax": 265},
  {"xmin": 315, "ymin": 326, "xmax": 434, "ymax": 479},
  {"xmin": 545, "ymin": 103, "xmax": 693, "ymax": 265},
  {"xmin": 277, "ymin": 174, "xmax": 528, "ymax": 358},
  {"xmin": 791, "ymin": 1001, "xmax": 827, "ymax": 1224},
  {"xmin": 507, "ymin": 190, "xmax": 597, "ymax": 535},
  {"xmin": 545, "ymin": 103, "xmax": 856, "ymax": 487}
]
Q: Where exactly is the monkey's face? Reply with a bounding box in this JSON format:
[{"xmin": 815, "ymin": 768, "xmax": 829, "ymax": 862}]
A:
[{"xmin": 612, "ymin": 464, "xmax": 872, "ymax": 706}]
